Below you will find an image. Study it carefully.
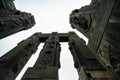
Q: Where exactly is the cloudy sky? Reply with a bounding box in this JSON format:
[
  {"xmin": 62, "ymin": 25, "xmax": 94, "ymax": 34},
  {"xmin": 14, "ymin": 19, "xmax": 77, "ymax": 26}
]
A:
[{"xmin": 0, "ymin": 0, "xmax": 91, "ymax": 80}]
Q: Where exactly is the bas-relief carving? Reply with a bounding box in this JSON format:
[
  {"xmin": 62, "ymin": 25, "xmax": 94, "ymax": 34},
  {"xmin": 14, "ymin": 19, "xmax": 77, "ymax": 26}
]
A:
[
  {"xmin": 0, "ymin": 0, "xmax": 35, "ymax": 39},
  {"xmin": 21, "ymin": 35, "xmax": 60, "ymax": 80},
  {"xmin": 39, "ymin": 36, "xmax": 59, "ymax": 66},
  {"xmin": 1, "ymin": 0, "xmax": 16, "ymax": 10},
  {"xmin": 0, "ymin": 33, "xmax": 40, "ymax": 80},
  {"xmin": 0, "ymin": 0, "xmax": 119, "ymax": 79},
  {"xmin": 70, "ymin": 0, "xmax": 120, "ymax": 79}
]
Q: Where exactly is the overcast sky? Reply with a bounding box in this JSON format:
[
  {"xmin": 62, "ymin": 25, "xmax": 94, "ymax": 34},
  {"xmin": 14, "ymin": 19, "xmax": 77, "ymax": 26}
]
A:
[{"xmin": 0, "ymin": 0, "xmax": 91, "ymax": 80}]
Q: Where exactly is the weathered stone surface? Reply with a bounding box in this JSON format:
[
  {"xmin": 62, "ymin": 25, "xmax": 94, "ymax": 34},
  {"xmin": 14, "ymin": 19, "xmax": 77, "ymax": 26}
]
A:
[
  {"xmin": 0, "ymin": 0, "xmax": 16, "ymax": 10},
  {"xmin": 0, "ymin": 0, "xmax": 35, "ymax": 39},
  {"xmin": 68, "ymin": 32, "xmax": 113, "ymax": 80},
  {"xmin": 0, "ymin": 33, "xmax": 41, "ymax": 80},
  {"xmin": 70, "ymin": 0, "xmax": 120, "ymax": 79},
  {"xmin": 0, "ymin": 31, "xmax": 118, "ymax": 80},
  {"xmin": 22, "ymin": 32, "xmax": 61, "ymax": 80},
  {"xmin": 22, "ymin": 67, "xmax": 58, "ymax": 80}
]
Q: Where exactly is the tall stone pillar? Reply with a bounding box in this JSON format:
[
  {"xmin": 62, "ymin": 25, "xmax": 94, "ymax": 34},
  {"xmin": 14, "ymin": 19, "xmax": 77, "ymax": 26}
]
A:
[
  {"xmin": 22, "ymin": 32, "xmax": 61, "ymax": 80},
  {"xmin": 70, "ymin": 0, "xmax": 120, "ymax": 79},
  {"xmin": 68, "ymin": 32, "xmax": 112, "ymax": 80},
  {"xmin": 0, "ymin": 33, "xmax": 41, "ymax": 80}
]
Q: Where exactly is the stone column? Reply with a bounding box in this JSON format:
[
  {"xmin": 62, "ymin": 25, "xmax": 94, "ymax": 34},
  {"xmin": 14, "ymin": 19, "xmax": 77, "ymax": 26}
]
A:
[
  {"xmin": 68, "ymin": 32, "xmax": 112, "ymax": 80},
  {"xmin": 22, "ymin": 32, "xmax": 61, "ymax": 80},
  {"xmin": 0, "ymin": 33, "xmax": 41, "ymax": 80}
]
